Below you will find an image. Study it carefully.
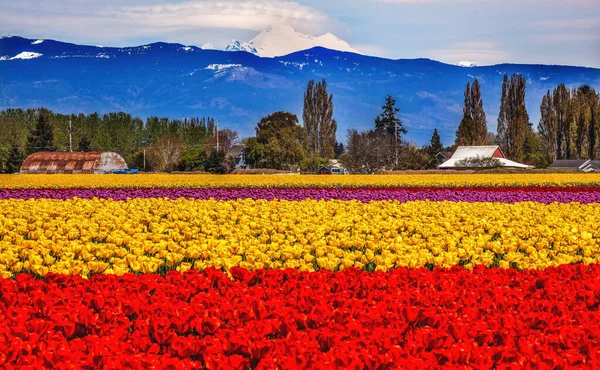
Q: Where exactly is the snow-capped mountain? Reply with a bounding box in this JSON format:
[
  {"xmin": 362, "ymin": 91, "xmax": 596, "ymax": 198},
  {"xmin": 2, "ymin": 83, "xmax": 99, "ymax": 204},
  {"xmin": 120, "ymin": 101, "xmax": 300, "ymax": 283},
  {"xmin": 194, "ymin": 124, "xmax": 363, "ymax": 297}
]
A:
[
  {"xmin": 225, "ymin": 40, "xmax": 258, "ymax": 54},
  {"xmin": 458, "ymin": 60, "xmax": 477, "ymax": 67},
  {"xmin": 1, "ymin": 35, "xmax": 598, "ymax": 145},
  {"xmin": 227, "ymin": 24, "xmax": 360, "ymax": 57}
]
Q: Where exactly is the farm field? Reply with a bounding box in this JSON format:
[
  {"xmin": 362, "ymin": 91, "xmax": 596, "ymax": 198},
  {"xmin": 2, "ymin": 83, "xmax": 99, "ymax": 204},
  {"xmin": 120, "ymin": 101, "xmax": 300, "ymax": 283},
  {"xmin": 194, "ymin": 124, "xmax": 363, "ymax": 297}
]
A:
[{"xmin": 2, "ymin": 174, "xmax": 600, "ymax": 368}]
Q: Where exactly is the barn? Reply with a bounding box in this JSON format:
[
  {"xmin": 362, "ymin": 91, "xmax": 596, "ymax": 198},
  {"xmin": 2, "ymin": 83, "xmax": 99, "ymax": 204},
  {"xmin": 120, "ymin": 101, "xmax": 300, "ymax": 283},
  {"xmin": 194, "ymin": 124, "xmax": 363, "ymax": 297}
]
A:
[{"xmin": 20, "ymin": 152, "xmax": 129, "ymax": 174}]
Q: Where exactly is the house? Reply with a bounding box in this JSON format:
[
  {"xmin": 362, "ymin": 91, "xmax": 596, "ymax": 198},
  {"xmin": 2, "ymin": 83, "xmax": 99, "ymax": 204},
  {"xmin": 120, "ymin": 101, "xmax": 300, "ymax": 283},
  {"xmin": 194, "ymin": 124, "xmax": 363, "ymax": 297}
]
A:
[
  {"xmin": 436, "ymin": 151, "xmax": 453, "ymax": 165},
  {"xmin": 228, "ymin": 144, "xmax": 250, "ymax": 169},
  {"xmin": 548, "ymin": 159, "xmax": 600, "ymax": 172},
  {"xmin": 20, "ymin": 152, "xmax": 129, "ymax": 174},
  {"xmin": 439, "ymin": 146, "xmax": 531, "ymax": 169},
  {"xmin": 318, "ymin": 165, "xmax": 349, "ymax": 175}
]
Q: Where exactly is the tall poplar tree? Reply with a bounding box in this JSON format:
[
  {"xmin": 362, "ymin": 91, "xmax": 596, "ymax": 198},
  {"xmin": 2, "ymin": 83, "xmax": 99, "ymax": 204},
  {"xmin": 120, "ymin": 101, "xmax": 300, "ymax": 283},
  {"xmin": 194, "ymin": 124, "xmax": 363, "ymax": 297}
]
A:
[
  {"xmin": 455, "ymin": 79, "xmax": 487, "ymax": 145},
  {"xmin": 496, "ymin": 74, "xmax": 530, "ymax": 162},
  {"xmin": 553, "ymin": 83, "xmax": 571, "ymax": 159},
  {"xmin": 303, "ymin": 79, "xmax": 336, "ymax": 158},
  {"xmin": 539, "ymin": 90, "xmax": 558, "ymax": 161},
  {"xmin": 496, "ymin": 74, "xmax": 509, "ymax": 154}
]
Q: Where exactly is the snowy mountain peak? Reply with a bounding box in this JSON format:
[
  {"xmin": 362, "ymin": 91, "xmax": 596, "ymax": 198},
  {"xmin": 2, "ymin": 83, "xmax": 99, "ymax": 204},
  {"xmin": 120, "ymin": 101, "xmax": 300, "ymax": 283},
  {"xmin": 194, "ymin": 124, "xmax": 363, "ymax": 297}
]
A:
[
  {"xmin": 225, "ymin": 40, "xmax": 258, "ymax": 55},
  {"xmin": 458, "ymin": 60, "xmax": 477, "ymax": 67},
  {"xmin": 225, "ymin": 24, "xmax": 360, "ymax": 58},
  {"xmin": 201, "ymin": 43, "xmax": 215, "ymax": 50}
]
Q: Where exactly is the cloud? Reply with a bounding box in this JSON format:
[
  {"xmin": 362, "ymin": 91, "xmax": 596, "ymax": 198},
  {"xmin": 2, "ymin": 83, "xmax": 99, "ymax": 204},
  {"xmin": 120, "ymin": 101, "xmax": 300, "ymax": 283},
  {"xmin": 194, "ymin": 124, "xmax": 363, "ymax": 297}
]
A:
[
  {"xmin": 102, "ymin": 1, "xmax": 329, "ymax": 32},
  {"xmin": 424, "ymin": 41, "xmax": 513, "ymax": 66},
  {"xmin": 0, "ymin": 0, "xmax": 330, "ymax": 45}
]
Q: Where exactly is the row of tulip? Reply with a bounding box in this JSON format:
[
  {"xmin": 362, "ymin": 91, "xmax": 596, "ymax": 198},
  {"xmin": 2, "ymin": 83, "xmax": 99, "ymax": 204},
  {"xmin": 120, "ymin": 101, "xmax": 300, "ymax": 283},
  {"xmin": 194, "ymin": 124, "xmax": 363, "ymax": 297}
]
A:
[
  {"xmin": 2, "ymin": 173, "xmax": 600, "ymax": 189},
  {"xmin": 2, "ymin": 186, "xmax": 600, "ymax": 203},
  {"xmin": 1, "ymin": 198, "xmax": 599, "ymax": 277},
  {"xmin": 2, "ymin": 265, "xmax": 600, "ymax": 369}
]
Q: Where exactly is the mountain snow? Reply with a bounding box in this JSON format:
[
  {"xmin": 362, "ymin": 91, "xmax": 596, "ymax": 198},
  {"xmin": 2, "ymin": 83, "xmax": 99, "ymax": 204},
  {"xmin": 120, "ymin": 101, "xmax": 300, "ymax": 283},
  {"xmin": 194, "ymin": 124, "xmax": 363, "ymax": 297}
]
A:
[
  {"xmin": 225, "ymin": 40, "xmax": 258, "ymax": 54},
  {"xmin": 1, "ymin": 51, "xmax": 43, "ymax": 61},
  {"xmin": 458, "ymin": 60, "xmax": 477, "ymax": 67},
  {"xmin": 205, "ymin": 64, "xmax": 242, "ymax": 71},
  {"xmin": 31, "ymin": 39, "xmax": 44, "ymax": 45},
  {"xmin": 226, "ymin": 24, "xmax": 360, "ymax": 57},
  {"xmin": 201, "ymin": 43, "xmax": 215, "ymax": 50}
]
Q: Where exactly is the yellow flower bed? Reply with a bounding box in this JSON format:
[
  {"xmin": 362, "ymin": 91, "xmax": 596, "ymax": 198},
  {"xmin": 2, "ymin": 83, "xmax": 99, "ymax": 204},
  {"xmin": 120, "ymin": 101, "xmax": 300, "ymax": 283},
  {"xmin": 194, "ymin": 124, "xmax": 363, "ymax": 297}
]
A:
[
  {"xmin": 2, "ymin": 173, "xmax": 600, "ymax": 189},
  {"xmin": 1, "ymin": 198, "xmax": 599, "ymax": 278}
]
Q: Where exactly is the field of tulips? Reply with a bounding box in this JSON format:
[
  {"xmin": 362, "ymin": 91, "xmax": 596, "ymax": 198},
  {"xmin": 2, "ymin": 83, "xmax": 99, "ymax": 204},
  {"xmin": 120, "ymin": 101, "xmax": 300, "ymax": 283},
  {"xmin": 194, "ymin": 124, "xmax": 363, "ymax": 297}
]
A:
[{"xmin": 1, "ymin": 173, "xmax": 600, "ymax": 368}]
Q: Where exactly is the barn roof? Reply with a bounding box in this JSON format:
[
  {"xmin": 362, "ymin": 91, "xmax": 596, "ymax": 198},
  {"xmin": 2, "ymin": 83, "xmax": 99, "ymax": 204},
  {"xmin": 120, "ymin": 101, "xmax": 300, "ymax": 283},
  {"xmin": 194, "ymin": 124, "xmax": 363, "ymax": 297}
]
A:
[
  {"xmin": 450, "ymin": 146, "xmax": 505, "ymax": 159},
  {"xmin": 547, "ymin": 159, "xmax": 589, "ymax": 168},
  {"xmin": 439, "ymin": 146, "xmax": 530, "ymax": 169},
  {"xmin": 20, "ymin": 152, "xmax": 128, "ymax": 174},
  {"xmin": 228, "ymin": 144, "xmax": 246, "ymax": 158}
]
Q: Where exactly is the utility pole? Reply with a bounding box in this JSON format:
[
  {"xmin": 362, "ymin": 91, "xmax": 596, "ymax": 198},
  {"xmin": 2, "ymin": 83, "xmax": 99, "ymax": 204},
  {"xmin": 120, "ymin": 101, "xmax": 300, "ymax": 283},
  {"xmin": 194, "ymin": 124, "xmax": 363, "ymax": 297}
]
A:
[
  {"xmin": 143, "ymin": 149, "xmax": 146, "ymax": 171},
  {"xmin": 68, "ymin": 117, "xmax": 73, "ymax": 152},
  {"xmin": 216, "ymin": 120, "xmax": 219, "ymax": 150},
  {"xmin": 394, "ymin": 120, "xmax": 398, "ymax": 167}
]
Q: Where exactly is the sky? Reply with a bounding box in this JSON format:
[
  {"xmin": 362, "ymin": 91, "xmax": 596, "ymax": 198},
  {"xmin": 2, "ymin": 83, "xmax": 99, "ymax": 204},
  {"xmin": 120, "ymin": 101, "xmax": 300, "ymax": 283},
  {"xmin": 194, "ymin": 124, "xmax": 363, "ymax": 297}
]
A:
[{"xmin": 1, "ymin": 0, "xmax": 599, "ymax": 67}]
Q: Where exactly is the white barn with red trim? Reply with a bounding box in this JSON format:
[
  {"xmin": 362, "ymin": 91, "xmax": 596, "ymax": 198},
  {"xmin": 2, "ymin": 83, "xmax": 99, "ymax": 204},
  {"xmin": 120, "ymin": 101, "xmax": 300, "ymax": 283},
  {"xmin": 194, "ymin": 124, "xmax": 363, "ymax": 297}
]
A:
[{"xmin": 439, "ymin": 146, "xmax": 531, "ymax": 169}]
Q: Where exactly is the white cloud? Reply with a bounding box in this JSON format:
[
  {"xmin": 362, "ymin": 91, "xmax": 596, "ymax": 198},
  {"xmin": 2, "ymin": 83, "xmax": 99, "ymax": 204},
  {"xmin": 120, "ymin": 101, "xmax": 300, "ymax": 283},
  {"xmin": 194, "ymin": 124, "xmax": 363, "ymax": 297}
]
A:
[
  {"xmin": 101, "ymin": 1, "xmax": 329, "ymax": 33},
  {"xmin": 0, "ymin": 1, "xmax": 330, "ymax": 45}
]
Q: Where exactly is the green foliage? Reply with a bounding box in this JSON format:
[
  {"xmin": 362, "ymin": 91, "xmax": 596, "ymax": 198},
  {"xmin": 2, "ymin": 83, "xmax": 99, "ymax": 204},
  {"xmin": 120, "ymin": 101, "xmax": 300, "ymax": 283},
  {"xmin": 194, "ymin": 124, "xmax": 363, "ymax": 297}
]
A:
[
  {"xmin": 204, "ymin": 149, "xmax": 229, "ymax": 174},
  {"xmin": 0, "ymin": 108, "xmax": 226, "ymax": 169},
  {"xmin": 246, "ymin": 111, "xmax": 307, "ymax": 170},
  {"xmin": 77, "ymin": 137, "xmax": 93, "ymax": 152},
  {"xmin": 300, "ymin": 157, "xmax": 330, "ymax": 173},
  {"xmin": 26, "ymin": 110, "xmax": 56, "ymax": 155},
  {"xmin": 177, "ymin": 147, "xmax": 207, "ymax": 172},
  {"xmin": 6, "ymin": 144, "xmax": 24, "ymax": 173},
  {"xmin": 429, "ymin": 129, "xmax": 443, "ymax": 156},
  {"xmin": 455, "ymin": 156, "xmax": 502, "ymax": 169}
]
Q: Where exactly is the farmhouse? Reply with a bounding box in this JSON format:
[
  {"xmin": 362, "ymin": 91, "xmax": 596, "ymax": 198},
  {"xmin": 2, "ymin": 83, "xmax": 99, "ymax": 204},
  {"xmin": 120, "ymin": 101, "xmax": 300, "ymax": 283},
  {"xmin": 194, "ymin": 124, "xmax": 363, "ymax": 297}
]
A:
[
  {"xmin": 20, "ymin": 152, "xmax": 129, "ymax": 174},
  {"xmin": 439, "ymin": 146, "xmax": 531, "ymax": 169},
  {"xmin": 227, "ymin": 144, "xmax": 250, "ymax": 169}
]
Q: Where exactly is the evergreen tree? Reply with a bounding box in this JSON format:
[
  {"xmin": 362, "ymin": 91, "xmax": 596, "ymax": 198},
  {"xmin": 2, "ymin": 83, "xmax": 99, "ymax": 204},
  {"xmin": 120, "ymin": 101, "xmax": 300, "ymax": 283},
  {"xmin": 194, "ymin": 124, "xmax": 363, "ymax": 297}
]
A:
[
  {"xmin": 204, "ymin": 149, "xmax": 227, "ymax": 174},
  {"xmin": 303, "ymin": 79, "xmax": 336, "ymax": 158},
  {"xmin": 430, "ymin": 129, "xmax": 443, "ymax": 156},
  {"xmin": 334, "ymin": 141, "xmax": 345, "ymax": 159},
  {"xmin": 78, "ymin": 137, "xmax": 93, "ymax": 152},
  {"xmin": 26, "ymin": 111, "xmax": 56, "ymax": 155},
  {"xmin": 6, "ymin": 144, "xmax": 24, "ymax": 173},
  {"xmin": 375, "ymin": 95, "xmax": 407, "ymax": 140}
]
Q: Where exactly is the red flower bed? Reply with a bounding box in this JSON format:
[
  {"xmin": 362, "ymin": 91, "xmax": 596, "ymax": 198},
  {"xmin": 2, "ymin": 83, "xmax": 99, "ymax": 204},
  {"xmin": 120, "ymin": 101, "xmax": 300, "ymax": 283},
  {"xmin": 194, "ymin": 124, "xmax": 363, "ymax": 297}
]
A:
[{"xmin": 2, "ymin": 266, "xmax": 600, "ymax": 369}]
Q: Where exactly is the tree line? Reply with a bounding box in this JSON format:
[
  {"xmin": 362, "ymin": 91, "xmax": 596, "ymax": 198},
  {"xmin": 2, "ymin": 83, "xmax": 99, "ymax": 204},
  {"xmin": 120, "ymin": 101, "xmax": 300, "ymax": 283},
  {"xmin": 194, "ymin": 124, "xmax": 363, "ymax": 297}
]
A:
[
  {"xmin": 0, "ymin": 109, "xmax": 238, "ymax": 173},
  {"xmin": 1, "ymin": 76, "xmax": 598, "ymax": 173}
]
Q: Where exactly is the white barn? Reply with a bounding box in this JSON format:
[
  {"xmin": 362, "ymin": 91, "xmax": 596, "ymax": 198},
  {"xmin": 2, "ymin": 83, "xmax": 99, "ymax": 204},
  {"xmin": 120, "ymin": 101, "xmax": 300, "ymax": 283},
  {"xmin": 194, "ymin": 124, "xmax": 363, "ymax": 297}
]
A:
[{"xmin": 439, "ymin": 146, "xmax": 531, "ymax": 169}]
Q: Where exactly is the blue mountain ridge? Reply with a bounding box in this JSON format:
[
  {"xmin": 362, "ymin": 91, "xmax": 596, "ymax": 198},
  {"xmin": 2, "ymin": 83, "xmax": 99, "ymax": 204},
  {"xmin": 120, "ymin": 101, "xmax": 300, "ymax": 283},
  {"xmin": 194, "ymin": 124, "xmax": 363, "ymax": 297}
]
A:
[{"xmin": 1, "ymin": 36, "xmax": 599, "ymax": 145}]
